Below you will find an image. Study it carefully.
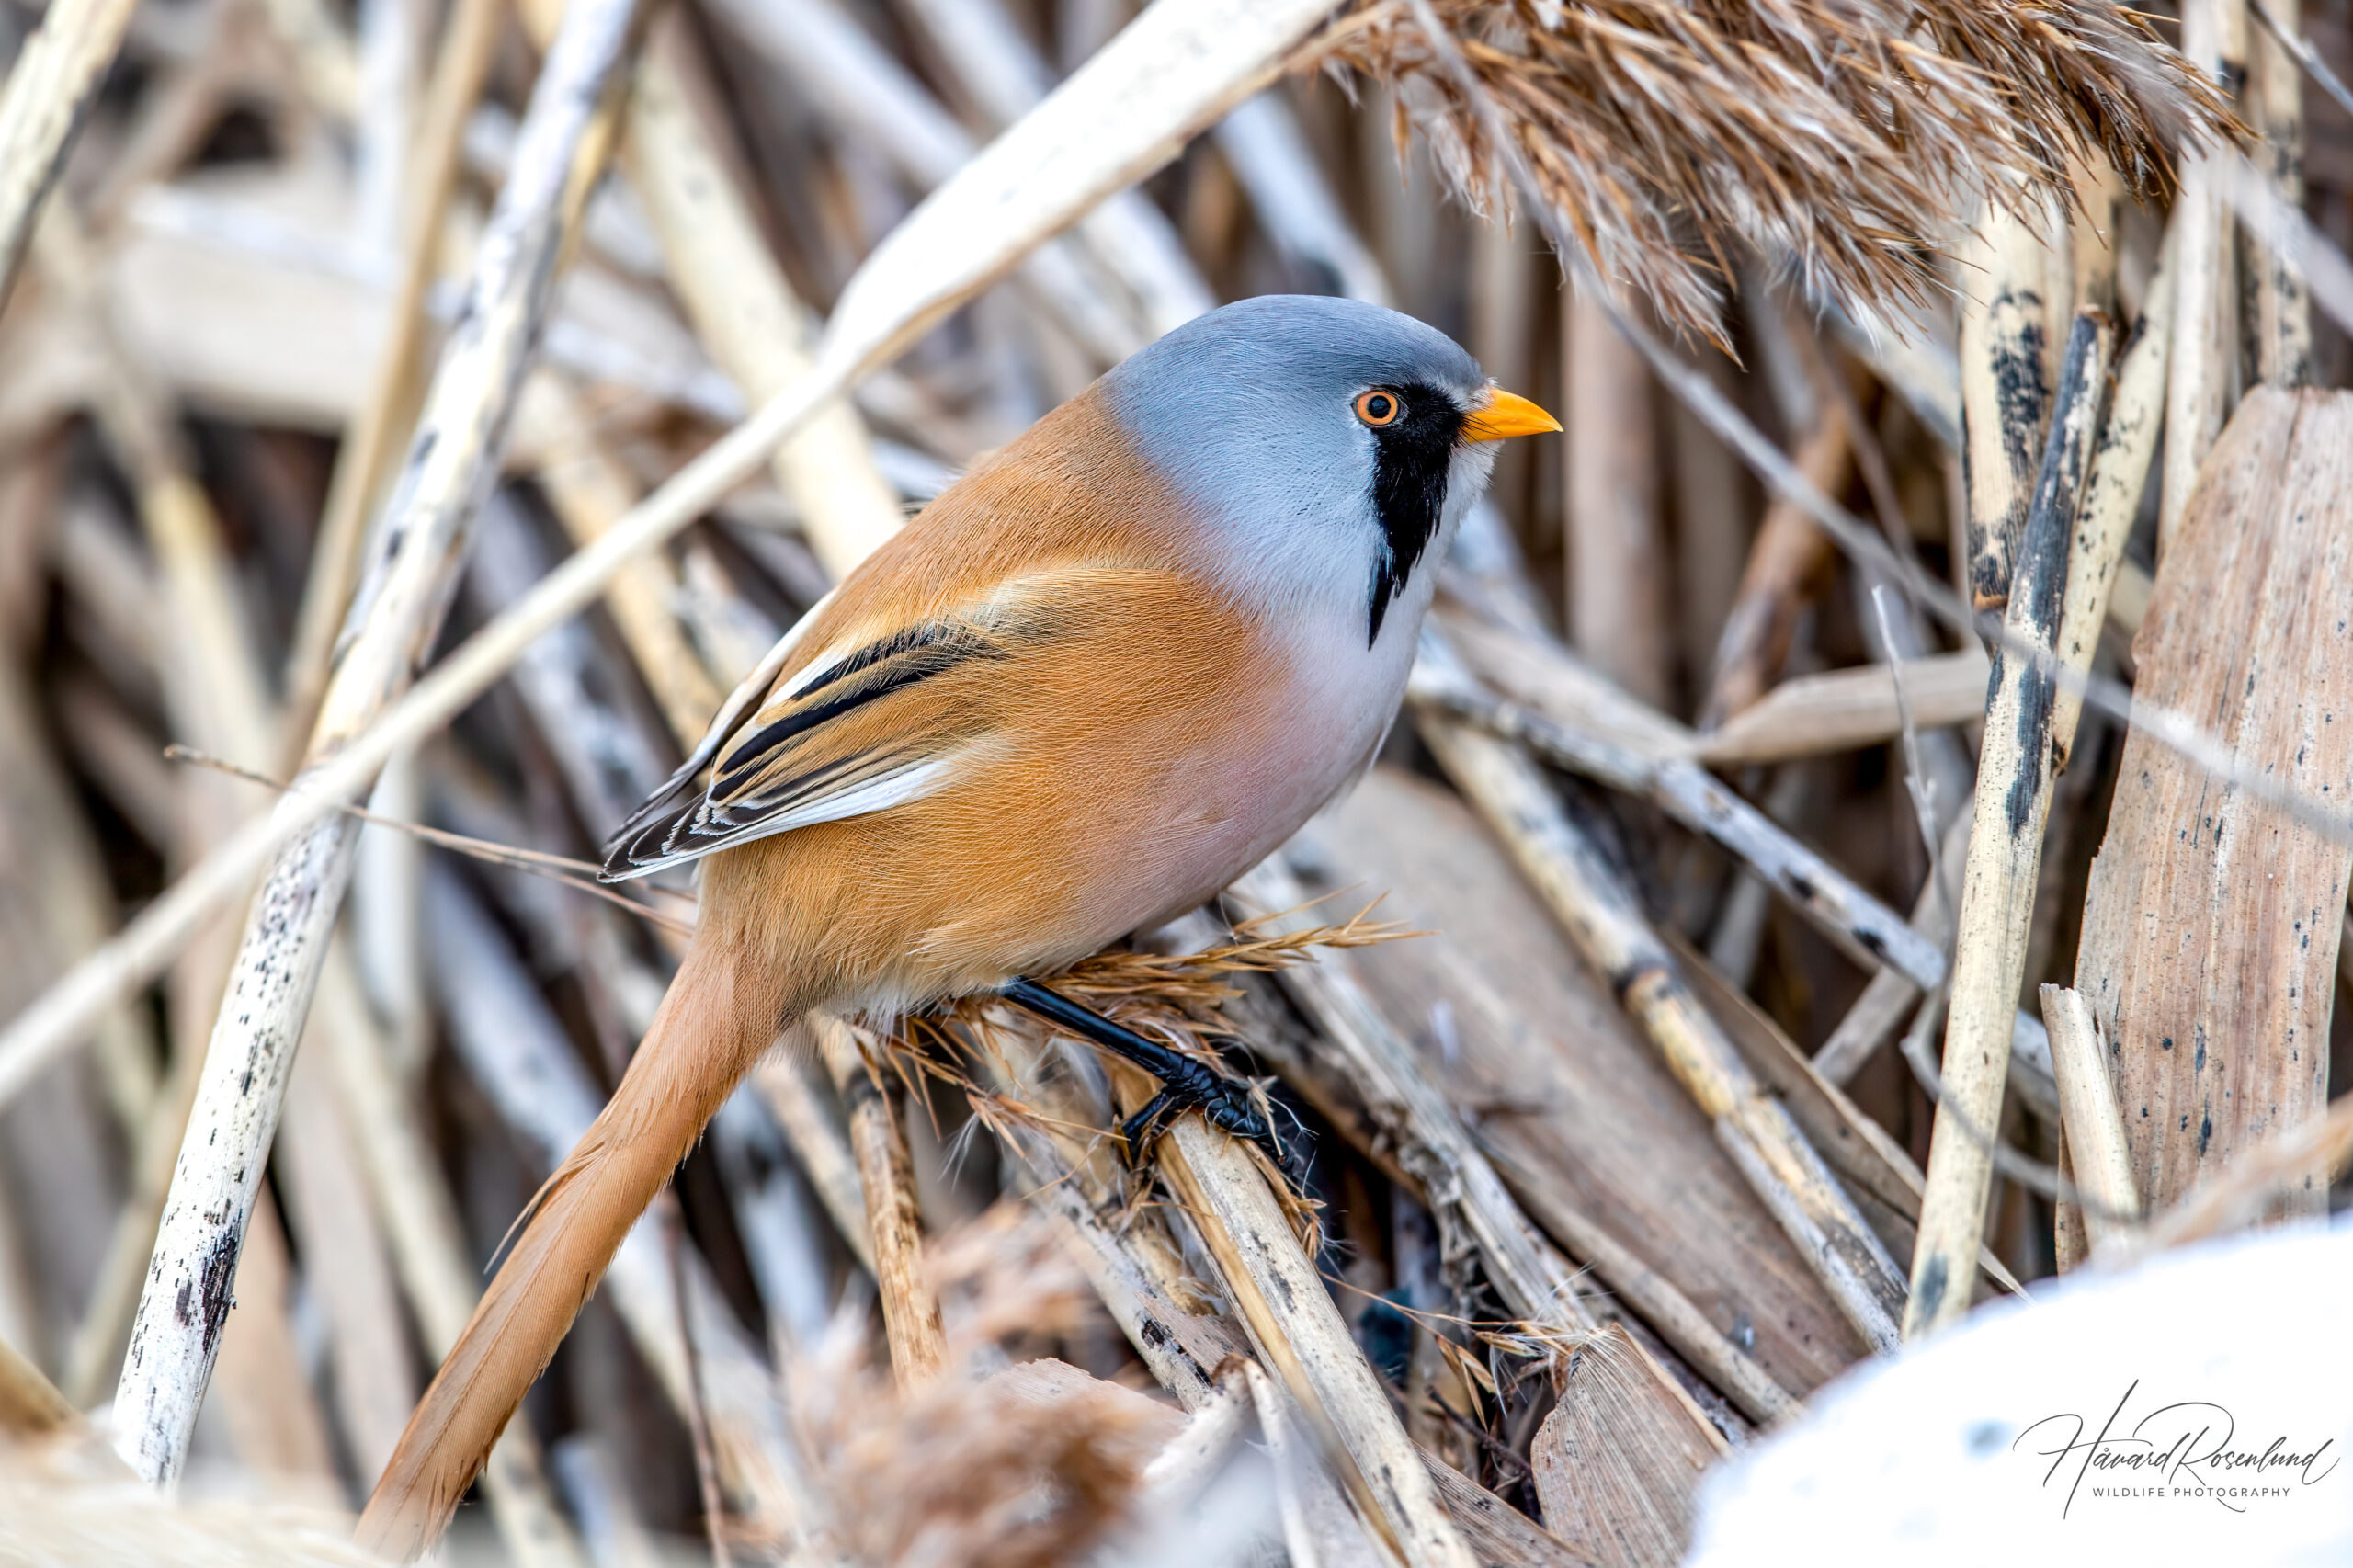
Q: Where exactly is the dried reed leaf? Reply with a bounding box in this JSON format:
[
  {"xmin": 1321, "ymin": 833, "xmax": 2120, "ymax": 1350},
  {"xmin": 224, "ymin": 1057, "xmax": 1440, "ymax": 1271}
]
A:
[{"xmin": 1314, "ymin": 0, "xmax": 2228, "ymax": 338}]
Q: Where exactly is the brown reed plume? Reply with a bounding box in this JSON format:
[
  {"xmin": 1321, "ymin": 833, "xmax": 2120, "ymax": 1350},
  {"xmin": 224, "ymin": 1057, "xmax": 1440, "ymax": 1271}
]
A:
[{"xmin": 1313, "ymin": 0, "xmax": 2232, "ymax": 339}]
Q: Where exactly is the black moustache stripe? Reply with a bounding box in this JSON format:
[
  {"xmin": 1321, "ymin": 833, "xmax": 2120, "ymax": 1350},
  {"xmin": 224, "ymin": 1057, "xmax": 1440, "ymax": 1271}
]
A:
[{"xmin": 1365, "ymin": 382, "xmax": 1463, "ymax": 646}]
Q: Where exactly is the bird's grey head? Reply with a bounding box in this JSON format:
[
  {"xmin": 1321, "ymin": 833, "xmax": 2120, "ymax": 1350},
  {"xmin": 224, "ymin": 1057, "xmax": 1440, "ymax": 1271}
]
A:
[{"xmin": 1103, "ymin": 295, "xmax": 1545, "ymax": 647}]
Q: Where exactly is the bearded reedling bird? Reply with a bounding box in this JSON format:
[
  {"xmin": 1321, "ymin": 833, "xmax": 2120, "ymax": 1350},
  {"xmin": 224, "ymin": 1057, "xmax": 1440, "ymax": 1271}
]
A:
[{"xmin": 358, "ymin": 293, "xmax": 1557, "ymax": 1554}]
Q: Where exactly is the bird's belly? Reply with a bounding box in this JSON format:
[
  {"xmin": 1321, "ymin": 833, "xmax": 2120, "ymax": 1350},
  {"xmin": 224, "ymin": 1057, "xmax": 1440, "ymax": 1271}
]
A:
[{"xmin": 1113, "ymin": 618, "xmax": 1413, "ymax": 930}]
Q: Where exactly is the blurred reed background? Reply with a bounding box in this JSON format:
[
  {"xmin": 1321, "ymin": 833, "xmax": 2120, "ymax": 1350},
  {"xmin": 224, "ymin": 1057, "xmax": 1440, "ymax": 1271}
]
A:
[{"xmin": 0, "ymin": 0, "xmax": 2345, "ymax": 1563}]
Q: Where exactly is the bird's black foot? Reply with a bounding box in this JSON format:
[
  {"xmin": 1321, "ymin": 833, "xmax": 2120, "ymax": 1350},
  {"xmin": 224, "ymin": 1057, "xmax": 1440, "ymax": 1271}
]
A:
[{"xmin": 1002, "ymin": 977, "xmax": 1310, "ymax": 1190}]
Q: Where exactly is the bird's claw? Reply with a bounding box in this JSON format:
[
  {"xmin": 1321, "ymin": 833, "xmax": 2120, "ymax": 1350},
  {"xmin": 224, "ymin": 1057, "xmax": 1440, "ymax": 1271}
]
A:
[{"xmin": 1118, "ymin": 1055, "xmax": 1311, "ymax": 1193}]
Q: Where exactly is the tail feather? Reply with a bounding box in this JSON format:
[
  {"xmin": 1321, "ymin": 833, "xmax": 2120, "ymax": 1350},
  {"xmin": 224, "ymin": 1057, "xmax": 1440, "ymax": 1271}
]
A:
[{"xmin": 358, "ymin": 938, "xmax": 792, "ymax": 1560}]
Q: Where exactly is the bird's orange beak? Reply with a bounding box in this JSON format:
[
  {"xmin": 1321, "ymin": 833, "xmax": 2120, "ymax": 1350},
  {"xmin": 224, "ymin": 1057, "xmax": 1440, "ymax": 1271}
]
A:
[{"xmin": 1461, "ymin": 386, "xmax": 1561, "ymax": 442}]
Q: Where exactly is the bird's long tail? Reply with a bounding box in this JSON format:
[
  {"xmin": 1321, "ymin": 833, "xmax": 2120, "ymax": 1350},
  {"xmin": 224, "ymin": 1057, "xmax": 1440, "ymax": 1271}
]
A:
[{"xmin": 358, "ymin": 936, "xmax": 795, "ymax": 1560}]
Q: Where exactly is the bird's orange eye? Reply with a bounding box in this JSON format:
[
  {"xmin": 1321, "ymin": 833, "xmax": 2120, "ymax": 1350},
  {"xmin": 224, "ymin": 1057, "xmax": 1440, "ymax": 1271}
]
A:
[{"xmin": 1354, "ymin": 389, "xmax": 1404, "ymax": 427}]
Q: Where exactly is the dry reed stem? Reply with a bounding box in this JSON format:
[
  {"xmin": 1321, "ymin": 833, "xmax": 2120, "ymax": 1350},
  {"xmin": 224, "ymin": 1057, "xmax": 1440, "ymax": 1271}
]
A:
[
  {"xmin": 815, "ymin": 1015, "xmax": 948, "ymax": 1388},
  {"xmin": 2162, "ymin": 0, "xmax": 2238, "ymax": 556},
  {"xmin": 2247, "ymin": 0, "xmax": 2312, "ymax": 385},
  {"xmin": 1316, "ymin": 0, "xmax": 2221, "ymax": 341},
  {"xmin": 1690, "ymin": 650, "xmax": 1989, "ymax": 767},
  {"xmin": 1956, "ymin": 190, "xmax": 2061, "ymax": 613},
  {"xmin": 1152, "ymin": 891, "xmax": 1805, "ymax": 1430},
  {"xmin": 42, "ymin": 244, "xmax": 425, "ymax": 1473},
  {"xmin": 514, "ymin": 373, "xmax": 728, "ymax": 740},
  {"xmin": 112, "ymin": 0, "xmax": 646, "ymax": 1481},
  {"xmin": 1415, "ymin": 710, "xmax": 1908, "ymax": 1353},
  {"xmin": 1676, "ymin": 939, "xmax": 2027, "ymax": 1301},
  {"xmin": 1229, "ymin": 860, "xmax": 1598, "ymax": 1344},
  {"xmin": 1472, "ymin": 1144, "xmax": 1797, "ymax": 1427},
  {"xmin": 0, "ymin": 0, "xmax": 141, "ymax": 308},
  {"xmin": 1413, "ymin": 631, "xmax": 1944, "ymax": 989},
  {"xmin": 1154, "ymin": 1110, "xmax": 1476, "ymax": 1568},
  {"xmin": 0, "ymin": 1330, "xmax": 74, "ymax": 1435},
  {"xmin": 0, "ymin": 0, "xmax": 1334, "ymax": 1121},
  {"xmin": 2037, "ymin": 985, "xmax": 2140, "ymax": 1257},
  {"xmin": 1188, "ymin": 877, "xmax": 1762, "ymax": 1536},
  {"xmin": 1905, "ymin": 309, "xmax": 2112, "ymax": 1340},
  {"xmin": 2050, "ymin": 222, "xmax": 2176, "ymax": 749},
  {"xmin": 1816, "ymin": 233, "xmax": 2167, "ymax": 1088},
  {"xmin": 278, "ymin": 0, "xmax": 504, "ymax": 754}
]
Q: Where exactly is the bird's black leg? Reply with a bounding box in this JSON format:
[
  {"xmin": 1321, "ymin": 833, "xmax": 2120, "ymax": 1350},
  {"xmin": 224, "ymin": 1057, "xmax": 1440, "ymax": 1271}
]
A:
[{"xmin": 1002, "ymin": 977, "xmax": 1309, "ymax": 1188}]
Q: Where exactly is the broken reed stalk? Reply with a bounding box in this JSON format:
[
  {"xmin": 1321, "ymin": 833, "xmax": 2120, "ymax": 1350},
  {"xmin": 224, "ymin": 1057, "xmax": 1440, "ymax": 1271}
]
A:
[
  {"xmin": 0, "ymin": 0, "xmax": 1335, "ymax": 1131},
  {"xmin": 0, "ymin": 0, "xmax": 140, "ymax": 309},
  {"xmin": 1210, "ymin": 870, "xmax": 1768, "ymax": 1526},
  {"xmin": 2037, "ymin": 985, "xmax": 2140, "ymax": 1257},
  {"xmin": 813, "ymin": 1015, "xmax": 947, "ymax": 1388},
  {"xmin": 1152, "ymin": 1111, "xmax": 1477, "ymax": 1568},
  {"xmin": 972, "ymin": 1025, "xmax": 1258, "ymax": 1408},
  {"xmin": 1410, "ymin": 631, "xmax": 1944, "ymax": 991},
  {"xmin": 1906, "ymin": 309, "xmax": 2113, "ymax": 1341},
  {"xmin": 112, "ymin": 0, "xmax": 646, "ymax": 1482},
  {"xmin": 2049, "ymin": 225, "xmax": 2177, "ymax": 748},
  {"xmin": 1414, "ymin": 710, "xmax": 1908, "ymax": 1353},
  {"xmin": 1956, "ymin": 191, "xmax": 2060, "ymax": 614},
  {"xmin": 278, "ymin": 0, "xmax": 505, "ymax": 754}
]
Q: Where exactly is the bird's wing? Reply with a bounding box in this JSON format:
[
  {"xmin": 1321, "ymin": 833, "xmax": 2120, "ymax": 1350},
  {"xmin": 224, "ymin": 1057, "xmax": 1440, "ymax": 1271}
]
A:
[{"xmin": 598, "ymin": 570, "xmax": 1115, "ymax": 881}]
